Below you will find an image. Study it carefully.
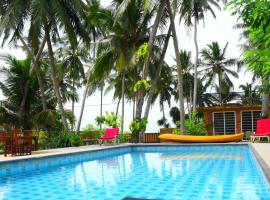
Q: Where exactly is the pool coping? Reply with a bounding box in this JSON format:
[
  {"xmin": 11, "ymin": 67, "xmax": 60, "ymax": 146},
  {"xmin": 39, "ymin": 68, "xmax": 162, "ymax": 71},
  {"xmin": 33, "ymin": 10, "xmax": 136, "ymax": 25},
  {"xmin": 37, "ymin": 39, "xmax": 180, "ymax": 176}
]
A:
[
  {"xmin": 0, "ymin": 142, "xmax": 248, "ymax": 164},
  {"xmin": 249, "ymin": 144, "xmax": 270, "ymax": 184}
]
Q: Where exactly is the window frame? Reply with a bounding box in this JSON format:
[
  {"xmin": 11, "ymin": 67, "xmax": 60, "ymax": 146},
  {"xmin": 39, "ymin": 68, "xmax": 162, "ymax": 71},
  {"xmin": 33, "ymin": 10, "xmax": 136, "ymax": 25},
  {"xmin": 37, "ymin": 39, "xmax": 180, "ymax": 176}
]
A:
[
  {"xmin": 241, "ymin": 110, "xmax": 261, "ymax": 133},
  {"xmin": 212, "ymin": 111, "xmax": 236, "ymax": 135}
]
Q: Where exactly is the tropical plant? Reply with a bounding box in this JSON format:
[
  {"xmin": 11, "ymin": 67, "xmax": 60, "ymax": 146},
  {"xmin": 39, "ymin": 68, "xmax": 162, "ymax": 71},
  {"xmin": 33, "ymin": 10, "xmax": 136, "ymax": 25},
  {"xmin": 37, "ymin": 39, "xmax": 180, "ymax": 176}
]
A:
[
  {"xmin": 0, "ymin": 56, "xmax": 53, "ymax": 129},
  {"xmin": 104, "ymin": 112, "xmax": 121, "ymax": 128},
  {"xmin": 129, "ymin": 118, "xmax": 148, "ymax": 134},
  {"xmin": 95, "ymin": 116, "xmax": 106, "ymax": 129},
  {"xmin": 184, "ymin": 112, "xmax": 208, "ymax": 136},
  {"xmin": 129, "ymin": 117, "xmax": 148, "ymax": 143},
  {"xmin": 227, "ymin": 0, "xmax": 270, "ymax": 118},
  {"xmin": 200, "ymin": 41, "xmax": 239, "ymax": 104},
  {"xmin": 239, "ymin": 83, "xmax": 261, "ymax": 105},
  {"xmin": 169, "ymin": 107, "xmax": 181, "ymax": 127}
]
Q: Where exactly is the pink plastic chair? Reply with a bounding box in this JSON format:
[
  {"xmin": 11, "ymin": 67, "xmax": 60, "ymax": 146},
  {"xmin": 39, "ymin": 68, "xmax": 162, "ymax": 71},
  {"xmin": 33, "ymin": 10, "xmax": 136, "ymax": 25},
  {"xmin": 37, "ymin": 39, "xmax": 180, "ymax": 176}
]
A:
[
  {"xmin": 250, "ymin": 119, "xmax": 270, "ymax": 142},
  {"xmin": 99, "ymin": 128, "xmax": 119, "ymax": 145}
]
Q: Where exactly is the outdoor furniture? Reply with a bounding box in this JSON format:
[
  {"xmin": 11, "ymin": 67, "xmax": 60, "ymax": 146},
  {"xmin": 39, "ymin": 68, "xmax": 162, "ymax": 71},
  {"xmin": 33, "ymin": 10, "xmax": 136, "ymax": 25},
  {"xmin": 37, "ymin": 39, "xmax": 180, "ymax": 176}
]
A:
[
  {"xmin": 22, "ymin": 130, "xmax": 39, "ymax": 150},
  {"xmin": 80, "ymin": 131, "xmax": 99, "ymax": 145},
  {"xmin": 250, "ymin": 119, "xmax": 270, "ymax": 142},
  {"xmin": 3, "ymin": 129, "xmax": 34, "ymax": 156},
  {"xmin": 99, "ymin": 128, "xmax": 119, "ymax": 145}
]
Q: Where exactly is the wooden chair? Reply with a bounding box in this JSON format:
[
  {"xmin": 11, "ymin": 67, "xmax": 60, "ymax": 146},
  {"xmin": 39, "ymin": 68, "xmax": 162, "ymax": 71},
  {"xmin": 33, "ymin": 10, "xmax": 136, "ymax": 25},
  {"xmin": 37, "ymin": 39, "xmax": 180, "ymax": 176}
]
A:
[{"xmin": 3, "ymin": 129, "xmax": 32, "ymax": 156}]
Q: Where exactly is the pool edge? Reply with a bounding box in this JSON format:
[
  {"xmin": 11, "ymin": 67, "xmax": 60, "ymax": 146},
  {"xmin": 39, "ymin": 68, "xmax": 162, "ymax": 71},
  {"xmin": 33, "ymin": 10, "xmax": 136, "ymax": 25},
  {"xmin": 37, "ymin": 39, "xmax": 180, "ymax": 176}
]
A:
[{"xmin": 249, "ymin": 143, "xmax": 270, "ymax": 185}]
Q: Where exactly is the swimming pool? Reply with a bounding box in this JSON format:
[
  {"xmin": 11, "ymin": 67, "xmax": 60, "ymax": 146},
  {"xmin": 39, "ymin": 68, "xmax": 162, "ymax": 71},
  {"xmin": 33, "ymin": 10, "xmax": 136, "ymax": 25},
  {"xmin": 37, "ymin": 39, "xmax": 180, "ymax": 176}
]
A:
[{"xmin": 0, "ymin": 145, "xmax": 269, "ymax": 200}]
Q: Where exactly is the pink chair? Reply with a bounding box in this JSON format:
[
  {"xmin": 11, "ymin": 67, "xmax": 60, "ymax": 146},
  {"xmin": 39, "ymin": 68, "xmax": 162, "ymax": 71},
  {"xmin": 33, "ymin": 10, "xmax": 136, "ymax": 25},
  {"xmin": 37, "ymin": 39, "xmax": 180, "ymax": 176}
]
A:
[
  {"xmin": 250, "ymin": 119, "xmax": 270, "ymax": 142},
  {"xmin": 99, "ymin": 128, "xmax": 119, "ymax": 145}
]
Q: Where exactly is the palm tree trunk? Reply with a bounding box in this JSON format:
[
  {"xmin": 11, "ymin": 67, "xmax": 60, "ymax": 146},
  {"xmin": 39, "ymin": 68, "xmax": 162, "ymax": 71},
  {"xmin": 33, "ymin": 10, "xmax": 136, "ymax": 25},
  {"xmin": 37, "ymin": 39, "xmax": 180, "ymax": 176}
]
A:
[
  {"xmin": 100, "ymin": 85, "xmax": 103, "ymax": 117},
  {"xmin": 135, "ymin": 0, "xmax": 165, "ymax": 120},
  {"xmin": 144, "ymin": 26, "xmax": 172, "ymax": 119},
  {"xmin": 261, "ymin": 78, "xmax": 269, "ymax": 118},
  {"xmin": 192, "ymin": 17, "xmax": 199, "ymax": 112},
  {"xmin": 116, "ymin": 97, "xmax": 121, "ymax": 116},
  {"xmin": 45, "ymin": 25, "xmax": 69, "ymax": 132},
  {"xmin": 76, "ymin": 85, "xmax": 88, "ymax": 133},
  {"xmin": 71, "ymin": 79, "xmax": 75, "ymax": 131},
  {"xmin": 18, "ymin": 36, "xmax": 46, "ymax": 124},
  {"xmin": 161, "ymin": 101, "xmax": 166, "ymax": 128},
  {"xmin": 166, "ymin": 0, "xmax": 186, "ymax": 133},
  {"xmin": 189, "ymin": 83, "xmax": 193, "ymax": 116},
  {"xmin": 36, "ymin": 69, "xmax": 47, "ymax": 110},
  {"xmin": 100, "ymin": 85, "xmax": 103, "ymax": 130},
  {"xmin": 121, "ymin": 70, "xmax": 126, "ymax": 133},
  {"xmin": 218, "ymin": 72, "xmax": 223, "ymax": 105},
  {"xmin": 72, "ymin": 79, "xmax": 75, "ymax": 116},
  {"xmin": 133, "ymin": 96, "xmax": 136, "ymax": 120}
]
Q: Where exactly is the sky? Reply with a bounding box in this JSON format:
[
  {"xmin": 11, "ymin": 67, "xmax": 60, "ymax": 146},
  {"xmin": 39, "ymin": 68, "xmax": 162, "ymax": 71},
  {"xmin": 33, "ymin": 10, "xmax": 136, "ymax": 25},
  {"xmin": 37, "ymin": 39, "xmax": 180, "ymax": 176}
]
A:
[{"xmin": 0, "ymin": 2, "xmax": 252, "ymax": 132}]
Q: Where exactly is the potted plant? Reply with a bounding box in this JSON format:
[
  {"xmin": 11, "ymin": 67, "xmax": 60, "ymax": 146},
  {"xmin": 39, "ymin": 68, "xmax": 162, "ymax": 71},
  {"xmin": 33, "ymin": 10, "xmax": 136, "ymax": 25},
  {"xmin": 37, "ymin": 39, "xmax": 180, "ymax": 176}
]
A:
[{"xmin": 129, "ymin": 118, "xmax": 148, "ymax": 143}]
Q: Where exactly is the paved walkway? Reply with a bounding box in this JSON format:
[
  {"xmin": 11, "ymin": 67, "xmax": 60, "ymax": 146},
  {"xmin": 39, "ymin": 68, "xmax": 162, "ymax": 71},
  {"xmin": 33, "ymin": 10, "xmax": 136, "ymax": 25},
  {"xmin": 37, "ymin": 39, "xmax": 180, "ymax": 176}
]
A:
[{"xmin": 250, "ymin": 143, "xmax": 270, "ymax": 182}]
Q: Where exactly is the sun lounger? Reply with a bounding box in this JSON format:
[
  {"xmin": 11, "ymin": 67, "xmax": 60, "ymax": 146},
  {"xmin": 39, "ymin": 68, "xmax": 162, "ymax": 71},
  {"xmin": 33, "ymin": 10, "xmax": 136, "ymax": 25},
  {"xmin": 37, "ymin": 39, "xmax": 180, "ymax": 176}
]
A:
[
  {"xmin": 99, "ymin": 128, "xmax": 119, "ymax": 145},
  {"xmin": 250, "ymin": 119, "xmax": 270, "ymax": 142}
]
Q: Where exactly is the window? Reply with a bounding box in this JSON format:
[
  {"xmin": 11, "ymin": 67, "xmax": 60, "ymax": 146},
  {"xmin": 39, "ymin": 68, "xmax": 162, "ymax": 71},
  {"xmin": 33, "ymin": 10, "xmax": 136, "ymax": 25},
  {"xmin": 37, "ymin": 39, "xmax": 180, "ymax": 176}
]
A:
[
  {"xmin": 242, "ymin": 111, "xmax": 261, "ymax": 133},
  {"xmin": 213, "ymin": 112, "xmax": 236, "ymax": 135}
]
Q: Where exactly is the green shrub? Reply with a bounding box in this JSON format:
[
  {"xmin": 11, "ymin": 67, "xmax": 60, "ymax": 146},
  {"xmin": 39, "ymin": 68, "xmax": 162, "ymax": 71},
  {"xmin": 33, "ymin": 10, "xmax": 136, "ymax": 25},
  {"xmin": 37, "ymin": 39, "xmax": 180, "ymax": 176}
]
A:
[
  {"xmin": 174, "ymin": 112, "xmax": 207, "ymax": 136},
  {"xmin": 0, "ymin": 142, "xmax": 4, "ymax": 150},
  {"xmin": 83, "ymin": 123, "xmax": 97, "ymax": 131},
  {"xmin": 118, "ymin": 132, "xmax": 132, "ymax": 143},
  {"xmin": 129, "ymin": 118, "xmax": 148, "ymax": 134},
  {"xmin": 70, "ymin": 134, "xmax": 82, "ymax": 147}
]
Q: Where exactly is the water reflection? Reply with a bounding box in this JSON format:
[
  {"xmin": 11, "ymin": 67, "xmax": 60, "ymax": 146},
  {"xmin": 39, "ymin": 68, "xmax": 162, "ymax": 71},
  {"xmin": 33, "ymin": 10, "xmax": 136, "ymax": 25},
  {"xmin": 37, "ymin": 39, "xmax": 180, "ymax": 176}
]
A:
[{"xmin": 0, "ymin": 149, "xmax": 269, "ymax": 200}]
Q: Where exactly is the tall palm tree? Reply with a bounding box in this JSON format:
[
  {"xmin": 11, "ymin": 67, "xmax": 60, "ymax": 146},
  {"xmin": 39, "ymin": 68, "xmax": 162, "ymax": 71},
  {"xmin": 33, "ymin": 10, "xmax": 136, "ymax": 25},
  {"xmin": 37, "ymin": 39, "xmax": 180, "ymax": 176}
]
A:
[
  {"xmin": 143, "ymin": 25, "xmax": 172, "ymax": 120},
  {"xmin": 135, "ymin": 0, "xmax": 166, "ymax": 121},
  {"xmin": 165, "ymin": 0, "xmax": 186, "ymax": 133},
  {"xmin": 179, "ymin": 0, "xmax": 221, "ymax": 112},
  {"xmin": 179, "ymin": 50, "xmax": 194, "ymax": 114},
  {"xmin": 56, "ymin": 39, "xmax": 88, "ymax": 127},
  {"xmin": 200, "ymin": 41, "xmax": 239, "ymax": 104},
  {"xmin": 90, "ymin": 0, "xmax": 154, "ymax": 132},
  {"xmin": 75, "ymin": 0, "xmax": 108, "ymax": 133}
]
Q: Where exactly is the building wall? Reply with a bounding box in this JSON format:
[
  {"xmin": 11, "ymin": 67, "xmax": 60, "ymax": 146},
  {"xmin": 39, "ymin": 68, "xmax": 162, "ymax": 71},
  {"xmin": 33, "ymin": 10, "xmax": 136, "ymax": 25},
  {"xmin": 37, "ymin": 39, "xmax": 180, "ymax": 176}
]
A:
[{"xmin": 200, "ymin": 105, "xmax": 270, "ymax": 135}]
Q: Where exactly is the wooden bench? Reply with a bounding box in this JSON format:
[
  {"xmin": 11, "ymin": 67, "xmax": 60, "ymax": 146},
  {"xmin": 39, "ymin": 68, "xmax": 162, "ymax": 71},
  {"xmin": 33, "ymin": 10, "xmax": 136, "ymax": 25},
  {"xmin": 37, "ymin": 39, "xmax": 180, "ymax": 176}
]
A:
[{"xmin": 80, "ymin": 131, "xmax": 100, "ymax": 145}]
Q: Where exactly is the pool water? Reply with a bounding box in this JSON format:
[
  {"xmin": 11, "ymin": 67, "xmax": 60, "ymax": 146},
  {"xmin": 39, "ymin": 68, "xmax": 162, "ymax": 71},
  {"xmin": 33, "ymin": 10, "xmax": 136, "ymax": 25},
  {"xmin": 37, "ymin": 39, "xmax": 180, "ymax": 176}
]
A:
[{"xmin": 0, "ymin": 145, "xmax": 270, "ymax": 200}]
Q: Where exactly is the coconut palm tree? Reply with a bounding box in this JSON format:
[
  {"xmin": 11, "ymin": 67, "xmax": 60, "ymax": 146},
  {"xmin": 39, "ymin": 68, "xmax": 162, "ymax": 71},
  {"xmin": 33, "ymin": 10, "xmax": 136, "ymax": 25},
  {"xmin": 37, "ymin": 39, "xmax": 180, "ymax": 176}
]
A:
[
  {"xmin": 165, "ymin": 0, "xmax": 186, "ymax": 133},
  {"xmin": 90, "ymin": 0, "xmax": 154, "ymax": 132},
  {"xmin": 135, "ymin": 0, "xmax": 166, "ymax": 121},
  {"xmin": 179, "ymin": 0, "xmax": 221, "ymax": 111},
  {"xmin": 0, "ymin": 55, "xmax": 55, "ymax": 129},
  {"xmin": 239, "ymin": 83, "xmax": 261, "ymax": 105},
  {"xmin": 0, "ymin": 0, "xmax": 88, "ymax": 132},
  {"xmin": 56, "ymin": 39, "xmax": 88, "ymax": 128},
  {"xmin": 200, "ymin": 41, "xmax": 239, "ymax": 104}
]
